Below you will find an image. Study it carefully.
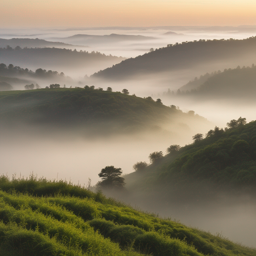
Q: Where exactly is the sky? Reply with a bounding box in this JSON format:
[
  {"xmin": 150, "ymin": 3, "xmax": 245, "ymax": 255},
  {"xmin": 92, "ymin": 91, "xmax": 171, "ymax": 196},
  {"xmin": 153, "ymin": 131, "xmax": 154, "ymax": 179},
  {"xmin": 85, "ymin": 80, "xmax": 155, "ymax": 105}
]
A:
[{"xmin": 1, "ymin": 0, "xmax": 256, "ymax": 28}]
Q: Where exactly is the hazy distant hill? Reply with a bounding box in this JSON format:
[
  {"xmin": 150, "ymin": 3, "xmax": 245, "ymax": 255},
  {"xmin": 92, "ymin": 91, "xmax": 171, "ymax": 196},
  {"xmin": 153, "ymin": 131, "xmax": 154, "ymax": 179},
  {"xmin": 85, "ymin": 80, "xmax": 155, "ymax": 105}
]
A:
[
  {"xmin": 0, "ymin": 38, "xmax": 75, "ymax": 49},
  {"xmin": 92, "ymin": 37, "xmax": 256, "ymax": 81},
  {"xmin": 164, "ymin": 31, "xmax": 183, "ymax": 35},
  {"xmin": 0, "ymin": 88, "xmax": 211, "ymax": 136},
  {"xmin": 176, "ymin": 65, "xmax": 256, "ymax": 100},
  {"xmin": 0, "ymin": 63, "xmax": 72, "ymax": 89},
  {"xmin": 62, "ymin": 33, "xmax": 157, "ymax": 45},
  {"xmin": 0, "ymin": 47, "xmax": 125, "ymax": 76},
  {"xmin": 179, "ymin": 72, "xmax": 215, "ymax": 91}
]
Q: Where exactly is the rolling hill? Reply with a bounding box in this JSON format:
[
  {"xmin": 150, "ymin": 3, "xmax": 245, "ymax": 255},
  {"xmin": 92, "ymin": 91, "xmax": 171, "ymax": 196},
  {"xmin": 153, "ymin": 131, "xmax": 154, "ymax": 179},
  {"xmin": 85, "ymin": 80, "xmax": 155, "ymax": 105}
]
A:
[
  {"xmin": 0, "ymin": 47, "xmax": 125, "ymax": 76},
  {"xmin": 92, "ymin": 37, "xmax": 256, "ymax": 82},
  {"xmin": 176, "ymin": 65, "xmax": 256, "ymax": 100},
  {"xmin": 0, "ymin": 88, "xmax": 211, "ymax": 137},
  {"xmin": 124, "ymin": 118, "xmax": 256, "ymax": 201},
  {"xmin": 0, "ymin": 176, "xmax": 255, "ymax": 256},
  {"xmin": 63, "ymin": 33, "xmax": 156, "ymax": 45}
]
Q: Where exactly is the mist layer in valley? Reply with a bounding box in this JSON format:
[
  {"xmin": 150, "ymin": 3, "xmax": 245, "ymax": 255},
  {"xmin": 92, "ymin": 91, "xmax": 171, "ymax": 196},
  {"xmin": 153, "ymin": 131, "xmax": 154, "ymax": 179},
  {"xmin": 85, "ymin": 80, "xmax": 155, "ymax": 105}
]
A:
[
  {"xmin": 1, "ymin": 26, "xmax": 256, "ymax": 249},
  {"xmin": 0, "ymin": 88, "xmax": 212, "ymax": 186}
]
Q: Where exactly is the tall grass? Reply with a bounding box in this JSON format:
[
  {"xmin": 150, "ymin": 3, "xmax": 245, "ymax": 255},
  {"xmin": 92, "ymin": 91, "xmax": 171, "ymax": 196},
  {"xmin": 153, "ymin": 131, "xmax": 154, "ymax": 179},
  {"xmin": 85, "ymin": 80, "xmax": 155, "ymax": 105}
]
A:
[{"xmin": 0, "ymin": 176, "xmax": 255, "ymax": 256}]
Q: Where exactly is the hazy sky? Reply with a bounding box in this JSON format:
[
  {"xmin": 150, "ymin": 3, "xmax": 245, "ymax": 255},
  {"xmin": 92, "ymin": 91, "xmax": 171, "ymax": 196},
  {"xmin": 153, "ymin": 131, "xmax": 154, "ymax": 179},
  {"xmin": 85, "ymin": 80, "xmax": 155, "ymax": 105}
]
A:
[{"xmin": 1, "ymin": 0, "xmax": 256, "ymax": 28}]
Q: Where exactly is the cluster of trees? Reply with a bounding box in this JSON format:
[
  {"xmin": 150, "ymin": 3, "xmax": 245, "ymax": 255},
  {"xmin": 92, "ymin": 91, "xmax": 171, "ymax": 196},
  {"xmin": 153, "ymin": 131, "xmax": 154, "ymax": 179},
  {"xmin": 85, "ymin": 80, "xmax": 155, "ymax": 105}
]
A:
[
  {"xmin": 133, "ymin": 117, "xmax": 248, "ymax": 174},
  {"xmin": 24, "ymin": 83, "xmax": 39, "ymax": 90},
  {"xmin": 192, "ymin": 117, "xmax": 247, "ymax": 143},
  {"xmin": 0, "ymin": 63, "xmax": 66, "ymax": 80},
  {"xmin": 49, "ymin": 84, "xmax": 60, "ymax": 89},
  {"xmin": 133, "ymin": 145, "xmax": 181, "ymax": 172}
]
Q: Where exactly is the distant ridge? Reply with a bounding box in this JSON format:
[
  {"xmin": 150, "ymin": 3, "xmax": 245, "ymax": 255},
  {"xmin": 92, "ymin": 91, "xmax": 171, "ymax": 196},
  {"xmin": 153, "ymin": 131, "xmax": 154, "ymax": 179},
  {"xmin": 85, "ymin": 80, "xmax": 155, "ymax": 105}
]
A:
[
  {"xmin": 92, "ymin": 37, "xmax": 256, "ymax": 81},
  {"xmin": 0, "ymin": 38, "xmax": 75, "ymax": 49},
  {"xmin": 66, "ymin": 33, "xmax": 156, "ymax": 41}
]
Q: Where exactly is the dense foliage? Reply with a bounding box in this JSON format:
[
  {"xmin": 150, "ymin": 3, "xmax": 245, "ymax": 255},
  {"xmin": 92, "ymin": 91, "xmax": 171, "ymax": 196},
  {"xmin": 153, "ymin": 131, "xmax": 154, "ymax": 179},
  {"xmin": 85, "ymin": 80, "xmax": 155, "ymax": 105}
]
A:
[
  {"xmin": 0, "ymin": 176, "xmax": 255, "ymax": 256},
  {"xmin": 126, "ymin": 119, "xmax": 256, "ymax": 200}
]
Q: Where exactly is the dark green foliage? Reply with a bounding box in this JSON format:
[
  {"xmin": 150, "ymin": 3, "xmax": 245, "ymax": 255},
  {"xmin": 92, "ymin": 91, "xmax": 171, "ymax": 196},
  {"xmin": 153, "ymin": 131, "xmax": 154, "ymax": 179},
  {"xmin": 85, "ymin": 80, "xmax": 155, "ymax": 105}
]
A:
[
  {"xmin": 149, "ymin": 151, "xmax": 163, "ymax": 164},
  {"xmin": 133, "ymin": 162, "xmax": 148, "ymax": 172},
  {"xmin": 0, "ymin": 177, "xmax": 255, "ymax": 256},
  {"xmin": 167, "ymin": 145, "xmax": 180, "ymax": 154},
  {"xmin": 98, "ymin": 166, "xmax": 125, "ymax": 190},
  {"xmin": 122, "ymin": 89, "xmax": 129, "ymax": 95},
  {"xmin": 126, "ymin": 119, "xmax": 256, "ymax": 201}
]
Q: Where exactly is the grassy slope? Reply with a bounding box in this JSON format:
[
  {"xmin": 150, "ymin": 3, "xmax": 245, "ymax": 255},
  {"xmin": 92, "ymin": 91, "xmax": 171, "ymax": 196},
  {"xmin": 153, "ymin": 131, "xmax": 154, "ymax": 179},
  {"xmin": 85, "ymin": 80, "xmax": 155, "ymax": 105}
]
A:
[
  {"xmin": 0, "ymin": 177, "xmax": 255, "ymax": 256},
  {"xmin": 125, "ymin": 120, "xmax": 256, "ymax": 200},
  {"xmin": 0, "ymin": 88, "xmax": 208, "ymax": 133}
]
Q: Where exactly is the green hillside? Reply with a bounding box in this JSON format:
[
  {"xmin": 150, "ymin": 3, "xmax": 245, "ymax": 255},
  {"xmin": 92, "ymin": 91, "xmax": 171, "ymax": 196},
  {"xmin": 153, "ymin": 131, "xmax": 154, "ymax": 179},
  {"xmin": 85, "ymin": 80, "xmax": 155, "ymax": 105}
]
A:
[
  {"xmin": 0, "ymin": 88, "xmax": 210, "ymax": 135},
  {"xmin": 125, "ymin": 118, "xmax": 256, "ymax": 201},
  {"xmin": 0, "ymin": 176, "xmax": 255, "ymax": 256}
]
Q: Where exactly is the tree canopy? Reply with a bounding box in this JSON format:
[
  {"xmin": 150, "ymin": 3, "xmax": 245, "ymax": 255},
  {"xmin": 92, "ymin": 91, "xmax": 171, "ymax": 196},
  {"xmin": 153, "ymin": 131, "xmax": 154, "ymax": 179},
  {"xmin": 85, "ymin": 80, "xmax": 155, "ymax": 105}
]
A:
[{"xmin": 98, "ymin": 166, "xmax": 125, "ymax": 189}]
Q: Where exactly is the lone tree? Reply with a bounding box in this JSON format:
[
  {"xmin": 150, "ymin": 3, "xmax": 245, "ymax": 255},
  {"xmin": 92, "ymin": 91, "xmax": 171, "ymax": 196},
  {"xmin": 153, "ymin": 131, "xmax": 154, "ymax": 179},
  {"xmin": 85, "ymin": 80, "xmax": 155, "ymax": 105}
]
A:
[
  {"xmin": 98, "ymin": 166, "xmax": 125, "ymax": 189},
  {"xmin": 122, "ymin": 89, "xmax": 129, "ymax": 95},
  {"xmin": 192, "ymin": 133, "xmax": 203, "ymax": 143},
  {"xmin": 49, "ymin": 84, "xmax": 60, "ymax": 89},
  {"xmin": 133, "ymin": 162, "xmax": 148, "ymax": 172},
  {"xmin": 149, "ymin": 151, "xmax": 163, "ymax": 164},
  {"xmin": 25, "ymin": 84, "xmax": 35, "ymax": 90},
  {"xmin": 156, "ymin": 98, "xmax": 162, "ymax": 104},
  {"xmin": 167, "ymin": 145, "xmax": 180, "ymax": 154}
]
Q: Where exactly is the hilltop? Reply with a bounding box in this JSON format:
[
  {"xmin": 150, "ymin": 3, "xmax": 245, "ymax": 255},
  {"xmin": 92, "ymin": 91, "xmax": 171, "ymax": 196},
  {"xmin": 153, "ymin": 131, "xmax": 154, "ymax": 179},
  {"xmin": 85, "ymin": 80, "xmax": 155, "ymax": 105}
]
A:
[
  {"xmin": 92, "ymin": 37, "xmax": 256, "ymax": 81},
  {"xmin": 0, "ymin": 176, "xmax": 255, "ymax": 256},
  {"xmin": 0, "ymin": 88, "xmax": 211, "ymax": 137}
]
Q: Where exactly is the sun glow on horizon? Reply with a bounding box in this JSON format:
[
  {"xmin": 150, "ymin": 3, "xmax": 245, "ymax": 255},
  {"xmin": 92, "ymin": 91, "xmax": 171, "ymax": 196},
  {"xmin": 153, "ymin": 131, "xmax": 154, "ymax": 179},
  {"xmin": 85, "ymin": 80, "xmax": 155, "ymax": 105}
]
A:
[{"xmin": 1, "ymin": 0, "xmax": 256, "ymax": 28}]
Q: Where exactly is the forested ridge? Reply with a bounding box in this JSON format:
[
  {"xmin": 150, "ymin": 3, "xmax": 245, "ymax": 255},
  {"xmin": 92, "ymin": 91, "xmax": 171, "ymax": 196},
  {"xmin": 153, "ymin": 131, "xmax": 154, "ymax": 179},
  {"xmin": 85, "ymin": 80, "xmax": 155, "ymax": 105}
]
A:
[
  {"xmin": 93, "ymin": 37, "xmax": 256, "ymax": 80},
  {"xmin": 175, "ymin": 65, "xmax": 256, "ymax": 99},
  {"xmin": 126, "ymin": 118, "xmax": 256, "ymax": 200},
  {"xmin": 0, "ymin": 47, "xmax": 124, "ymax": 69}
]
